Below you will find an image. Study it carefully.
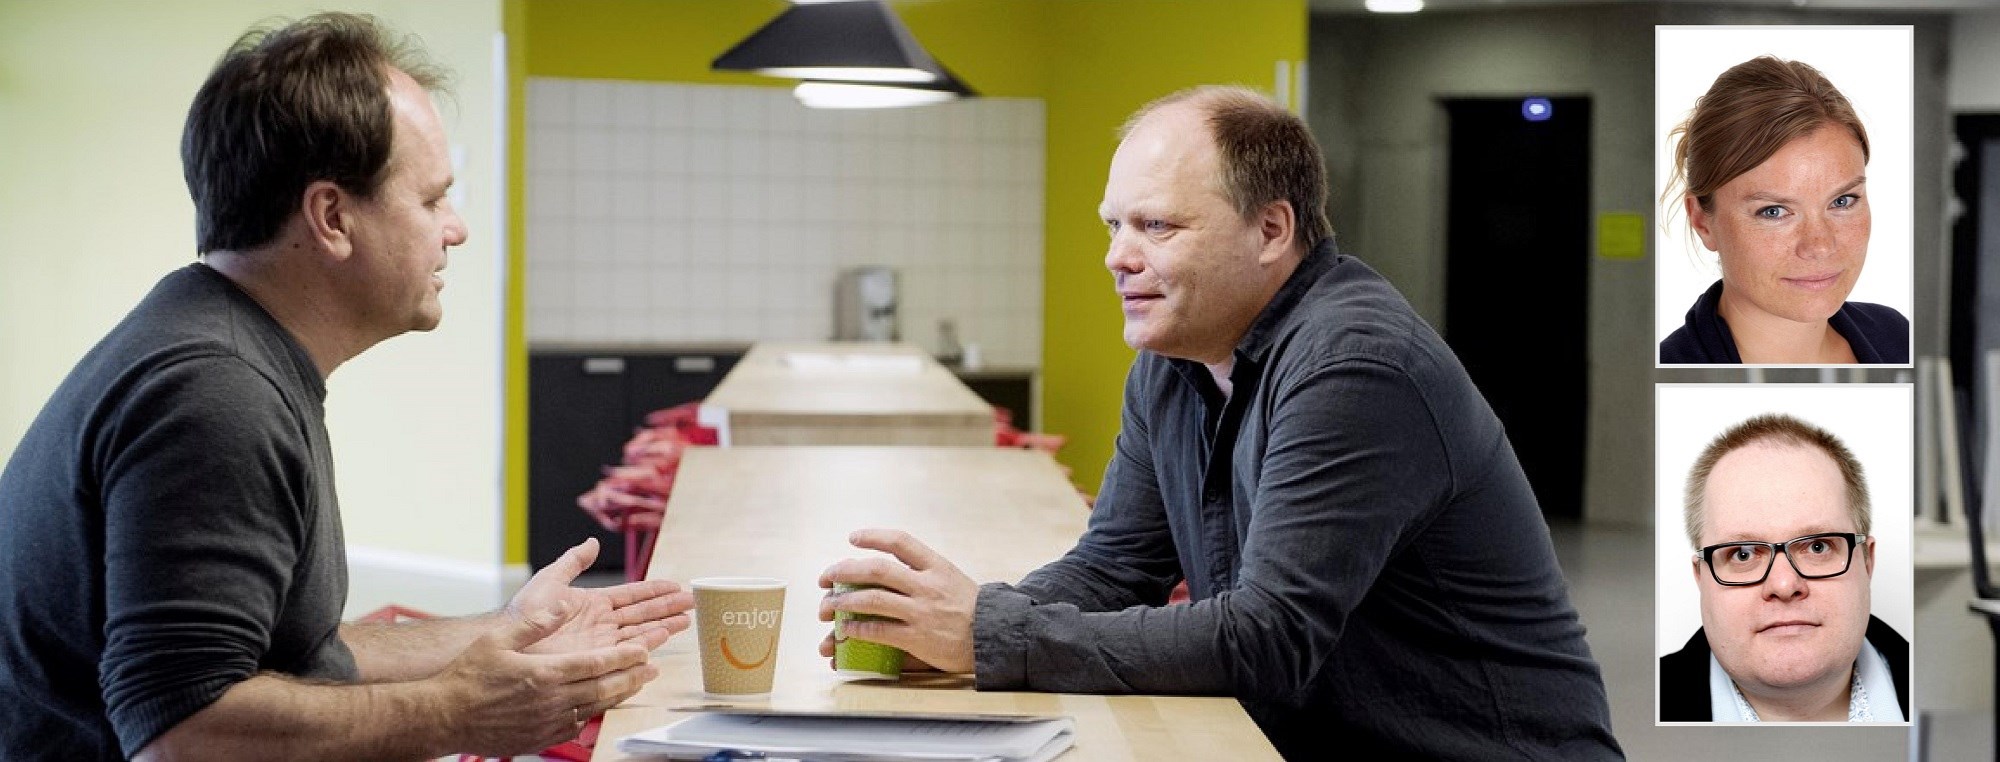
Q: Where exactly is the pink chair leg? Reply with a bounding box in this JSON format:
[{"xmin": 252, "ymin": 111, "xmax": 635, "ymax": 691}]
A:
[{"xmin": 626, "ymin": 527, "xmax": 658, "ymax": 583}]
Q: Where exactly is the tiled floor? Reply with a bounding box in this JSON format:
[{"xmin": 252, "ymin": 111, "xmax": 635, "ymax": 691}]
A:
[{"xmin": 360, "ymin": 522, "xmax": 1995, "ymax": 761}]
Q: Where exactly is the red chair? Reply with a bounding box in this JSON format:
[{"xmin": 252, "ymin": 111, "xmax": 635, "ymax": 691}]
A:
[
  {"xmin": 577, "ymin": 402, "xmax": 719, "ymax": 582},
  {"xmin": 993, "ymin": 406, "xmax": 1090, "ymax": 507}
]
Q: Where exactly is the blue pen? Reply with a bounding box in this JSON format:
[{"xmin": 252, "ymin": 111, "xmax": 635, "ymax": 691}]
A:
[{"xmin": 698, "ymin": 751, "xmax": 822, "ymax": 762}]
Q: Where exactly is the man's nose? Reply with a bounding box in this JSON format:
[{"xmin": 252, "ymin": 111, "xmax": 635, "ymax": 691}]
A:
[
  {"xmin": 1105, "ymin": 228, "xmax": 1142, "ymax": 275},
  {"xmin": 444, "ymin": 200, "xmax": 469, "ymax": 247},
  {"xmin": 1761, "ymin": 551, "xmax": 1809, "ymax": 601}
]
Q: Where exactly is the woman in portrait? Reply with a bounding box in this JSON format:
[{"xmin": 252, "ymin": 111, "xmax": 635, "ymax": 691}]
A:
[{"xmin": 1659, "ymin": 56, "xmax": 1908, "ymax": 365}]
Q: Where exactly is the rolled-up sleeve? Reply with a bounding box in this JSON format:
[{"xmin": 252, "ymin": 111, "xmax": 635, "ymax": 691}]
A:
[{"xmin": 95, "ymin": 356, "xmax": 310, "ymax": 757}]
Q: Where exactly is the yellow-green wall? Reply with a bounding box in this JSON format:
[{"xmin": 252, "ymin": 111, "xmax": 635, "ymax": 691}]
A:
[
  {"xmin": 505, "ymin": 0, "xmax": 530, "ymax": 566},
  {"xmin": 505, "ymin": 0, "xmax": 1305, "ymax": 562}
]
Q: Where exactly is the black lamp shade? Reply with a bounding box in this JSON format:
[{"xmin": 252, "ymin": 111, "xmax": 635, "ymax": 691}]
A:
[{"xmin": 714, "ymin": 1, "xmax": 945, "ymax": 84}]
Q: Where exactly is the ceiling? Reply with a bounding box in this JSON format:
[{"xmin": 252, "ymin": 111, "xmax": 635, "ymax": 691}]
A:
[{"xmin": 1310, "ymin": 0, "xmax": 2000, "ymax": 14}]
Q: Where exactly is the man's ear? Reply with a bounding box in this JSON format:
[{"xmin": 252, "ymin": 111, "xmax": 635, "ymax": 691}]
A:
[
  {"xmin": 300, "ymin": 180, "xmax": 354, "ymax": 260},
  {"xmin": 1862, "ymin": 534, "xmax": 1875, "ymax": 575},
  {"xmin": 1257, "ymin": 199, "xmax": 1298, "ymax": 265},
  {"xmin": 1684, "ymin": 195, "xmax": 1719, "ymax": 253}
]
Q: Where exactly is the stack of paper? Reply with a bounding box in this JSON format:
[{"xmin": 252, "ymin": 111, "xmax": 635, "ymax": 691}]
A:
[{"xmin": 617, "ymin": 709, "xmax": 1076, "ymax": 761}]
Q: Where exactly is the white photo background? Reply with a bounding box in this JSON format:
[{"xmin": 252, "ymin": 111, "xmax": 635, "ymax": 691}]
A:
[
  {"xmin": 1653, "ymin": 383, "xmax": 1914, "ymax": 657},
  {"xmin": 1652, "ymin": 26, "xmax": 1914, "ymax": 357}
]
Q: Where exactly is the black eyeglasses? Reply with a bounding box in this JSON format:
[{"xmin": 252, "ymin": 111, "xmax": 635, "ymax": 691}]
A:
[{"xmin": 1696, "ymin": 532, "xmax": 1865, "ymax": 586}]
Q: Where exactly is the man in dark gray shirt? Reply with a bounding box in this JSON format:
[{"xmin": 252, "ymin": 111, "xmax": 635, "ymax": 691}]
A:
[
  {"xmin": 0, "ymin": 14, "xmax": 692, "ymax": 761},
  {"xmin": 818, "ymin": 86, "xmax": 1620, "ymax": 759}
]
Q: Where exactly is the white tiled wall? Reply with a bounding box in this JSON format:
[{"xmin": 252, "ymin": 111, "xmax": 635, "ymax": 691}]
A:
[{"xmin": 525, "ymin": 78, "xmax": 1045, "ymax": 367}]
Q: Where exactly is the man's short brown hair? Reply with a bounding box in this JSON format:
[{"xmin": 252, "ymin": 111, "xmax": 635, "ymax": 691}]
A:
[
  {"xmin": 1121, "ymin": 86, "xmax": 1333, "ymax": 254},
  {"xmin": 1683, "ymin": 413, "xmax": 1871, "ymax": 549},
  {"xmin": 182, "ymin": 12, "xmax": 449, "ymax": 254}
]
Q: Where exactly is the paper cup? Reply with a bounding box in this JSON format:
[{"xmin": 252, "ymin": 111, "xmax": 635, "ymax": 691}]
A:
[
  {"xmin": 832, "ymin": 582, "xmax": 906, "ymax": 679},
  {"xmin": 692, "ymin": 577, "xmax": 786, "ymax": 698}
]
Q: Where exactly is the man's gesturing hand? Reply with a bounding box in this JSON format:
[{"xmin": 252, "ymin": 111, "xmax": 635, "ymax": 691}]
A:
[
  {"xmin": 430, "ymin": 602, "xmax": 659, "ymax": 757},
  {"xmin": 817, "ymin": 528, "xmax": 979, "ymax": 674},
  {"xmin": 509, "ymin": 537, "xmax": 694, "ymax": 655}
]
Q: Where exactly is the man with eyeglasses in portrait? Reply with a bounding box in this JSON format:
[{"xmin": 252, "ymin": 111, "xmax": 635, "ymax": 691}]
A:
[{"xmin": 1659, "ymin": 413, "xmax": 1907, "ymax": 722}]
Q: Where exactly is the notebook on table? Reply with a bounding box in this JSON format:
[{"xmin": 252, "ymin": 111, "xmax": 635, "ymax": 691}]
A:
[{"xmin": 616, "ymin": 707, "xmax": 1075, "ymax": 762}]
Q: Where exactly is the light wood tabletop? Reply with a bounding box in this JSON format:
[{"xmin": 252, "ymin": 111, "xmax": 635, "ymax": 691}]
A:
[
  {"xmin": 589, "ymin": 446, "xmax": 1281, "ymax": 761},
  {"xmin": 698, "ymin": 342, "xmax": 995, "ymax": 446}
]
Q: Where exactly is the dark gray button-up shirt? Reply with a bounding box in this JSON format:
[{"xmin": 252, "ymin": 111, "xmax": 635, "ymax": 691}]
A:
[{"xmin": 973, "ymin": 242, "xmax": 1620, "ymax": 760}]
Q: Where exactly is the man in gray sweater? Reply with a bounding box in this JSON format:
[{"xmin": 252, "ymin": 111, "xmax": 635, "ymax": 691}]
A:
[
  {"xmin": 818, "ymin": 86, "xmax": 1621, "ymax": 759},
  {"xmin": 0, "ymin": 14, "xmax": 692, "ymax": 760}
]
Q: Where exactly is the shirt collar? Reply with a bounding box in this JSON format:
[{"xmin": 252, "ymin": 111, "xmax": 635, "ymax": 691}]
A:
[
  {"xmin": 1163, "ymin": 237, "xmax": 1340, "ymax": 387},
  {"xmin": 1236, "ymin": 238, "xmax": 1339, "ymax": 366},
  {"xmin": 1853, "ymin": 639, "xmax": 1904, "ymax": 721},
  {"xmin": 1705, "ymin": 640, "xmax": 1903, "ymax": 723},
  {"xmin": 192, "ymin": 262, "xmax": 329, "ymax": 402},
  {"xmin": 1708, "ymin": 653, "xmax": 1750, "ymax": 722}
]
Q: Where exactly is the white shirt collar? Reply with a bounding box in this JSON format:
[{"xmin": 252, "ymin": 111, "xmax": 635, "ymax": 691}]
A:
[
  {"xmin": 1853, "ymin": 639, "xmax": 1904, "ymax": 721},
  {"xmin": 1707, "ymin": 653, "xmax": 1752, "ymax": 722},
  {"xmin": 1706, "ymin": 641, "xmax": 1904, "ymax": 723}
]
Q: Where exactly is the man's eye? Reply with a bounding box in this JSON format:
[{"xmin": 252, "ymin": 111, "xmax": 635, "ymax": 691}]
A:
[
  {"xmin": 1143, "ymin": 219, "xmax": 1170, "ymax": 233},
  {"xmin": 1729, "ymin": 547, "xmax": 1755, "ymax": 563},
  {"xmin": 1756, "ymin": 206, "xmax": 1787, "ymax": 220},
  {"xmin": 1832, "ymin": 194, "xmax": 1859, "ymax": 209},
  {"xmin": 1806, "ymin": 540, "xmax": 1831, "ymax": 555}
]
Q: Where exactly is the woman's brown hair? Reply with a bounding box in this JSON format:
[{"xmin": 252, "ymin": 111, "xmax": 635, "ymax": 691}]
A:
[{"xmin": 1664, "ymin": 56, "xmax": 1868, "ymax": 218}]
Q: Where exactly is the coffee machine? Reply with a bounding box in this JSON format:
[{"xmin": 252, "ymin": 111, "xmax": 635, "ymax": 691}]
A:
[{"xmin": 834, "ymin": 267, "xmax": 898, "ymax": 342}]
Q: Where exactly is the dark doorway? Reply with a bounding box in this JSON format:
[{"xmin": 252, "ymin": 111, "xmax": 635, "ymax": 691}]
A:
[
  {"xmin": 1949, "ymin": 113, "xmax": 2000, "ymax": 647},
  {"xmin": 1442, "ymin": 97, "xmax": 1590, "ymax": 521},
  {"xmin": 1950, "ymin": 114, "xmax": 2000, "ymax": 516}
]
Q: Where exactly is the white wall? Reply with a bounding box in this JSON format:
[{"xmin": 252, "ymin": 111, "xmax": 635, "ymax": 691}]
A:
[
  {"xmin": 524, "ymin": 79, "xmax": 1045, "ymax": 366},
  {"xmin": 0, "ymin": 1, "xmax": 507, "ymax": 602}
]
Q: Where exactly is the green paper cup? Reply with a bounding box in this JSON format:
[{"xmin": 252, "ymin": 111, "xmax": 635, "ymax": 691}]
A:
[{"xmin": 832, "ymin": 582, "xmax": 905, "ymax": 679}]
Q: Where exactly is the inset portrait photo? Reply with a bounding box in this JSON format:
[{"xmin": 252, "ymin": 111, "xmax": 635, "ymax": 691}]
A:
[
  {"xmin": 1654, "ymin": 26, "xmax": 1913, "ymax": 367},
  {"xmin": 1655, "ymin": 384, "xmax": 1913, "ymax": 725}
]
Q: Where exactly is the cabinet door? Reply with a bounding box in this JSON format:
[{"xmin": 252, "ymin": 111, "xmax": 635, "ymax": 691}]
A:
[
  {"xmin": 959, "ymin": 373, "xmax": 1032, "ymax": 430},
  {"xmin": 528, "ymin": 350, "xmax": 745, "ymax": 575},
  {"xmin": 625, "ymin": 352, "xmax": 742, "ymax": 426},
  {"xmin": 528, "ymin": 354, "xmax": 632, "ymax": 573}
]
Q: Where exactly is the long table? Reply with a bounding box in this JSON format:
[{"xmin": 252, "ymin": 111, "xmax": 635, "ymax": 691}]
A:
[
  {"xmin": 698, "ymin": 342, "xmax": 995, "ymax": 446},
  {"xmin": 590, "ymin": 446, "xmax": 1281, "ymax": 761}
]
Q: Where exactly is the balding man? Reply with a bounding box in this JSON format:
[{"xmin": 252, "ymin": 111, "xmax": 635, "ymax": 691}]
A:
[
  {"xmin": 818, "ymin": 86, "xmax": 1619, "ymax": 759},
  {"xmin": 1660, "ymin": 413, "xmax": 1907, "ymax": 722}
]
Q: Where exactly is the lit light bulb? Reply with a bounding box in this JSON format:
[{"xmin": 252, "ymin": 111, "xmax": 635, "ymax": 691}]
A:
[{"xmin": 794, "ymin": 81, "xmax": 956, "ymax": 109}]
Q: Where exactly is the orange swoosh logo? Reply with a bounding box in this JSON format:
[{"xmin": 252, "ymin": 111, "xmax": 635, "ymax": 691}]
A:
[{"xmin": 720, "ymin": 636, "xmax": 774, "ymax": 670}]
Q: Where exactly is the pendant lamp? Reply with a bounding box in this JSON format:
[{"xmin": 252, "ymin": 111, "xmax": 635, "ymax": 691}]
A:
[{"xmin": 713, "ymin": 0, "xmax": 976, "ymax": 108}]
